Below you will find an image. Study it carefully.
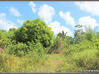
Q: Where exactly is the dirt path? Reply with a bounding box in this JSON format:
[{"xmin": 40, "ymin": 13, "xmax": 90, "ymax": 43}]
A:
[{"xmin": 46, "ymin": 54, "xmax": 65, "ymax": 72}]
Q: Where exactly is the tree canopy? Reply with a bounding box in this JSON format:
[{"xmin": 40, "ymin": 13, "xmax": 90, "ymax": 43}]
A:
[{"xmin": 15, "ymin": 18, "xmax": 54, "ymax": 48}]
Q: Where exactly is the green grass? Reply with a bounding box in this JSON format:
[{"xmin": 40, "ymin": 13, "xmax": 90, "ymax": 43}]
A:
[
  {"xmin": 0, "ymin": 43, "xmax": 99, "ymax": 72},
  {"xmin": 0, "ymin": 53, "xmax": 66, "ymax": 72}
]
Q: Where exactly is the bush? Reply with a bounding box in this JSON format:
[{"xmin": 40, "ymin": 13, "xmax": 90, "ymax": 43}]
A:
[
  {"xmin": 6, "ymin": 41, "xmax": 46, "ymax": 57},
  {"xmin": 5, "ymin": 42, "xmax": 29, "ymax": 56},
  {"xmin": 65, "ymin": 40, "xmax": 97, "ymax": 55},
  {"xmin": 71, "ymin": 49, "xmax": 99, "ymax": 70},
  {"xmin": 0, "ymin": 31, "xmax": 16, "ymax": 49},
  {"xmin": 3, "ymin": 38, "xmax": 47, "ymax": 57},
  {"xmin": 56, "ymin": 49, "xmax": 99, "ymax": 72},
  {"xmin": 27, "ymin": 41, "xmax": 45, "ymax": 58}
]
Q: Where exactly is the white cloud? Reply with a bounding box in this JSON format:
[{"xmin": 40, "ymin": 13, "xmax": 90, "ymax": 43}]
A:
[
  {"xmin": 38, "ymin": 4, "xmax": 55, "ymax": 24},
  {"xmin": 9, "ymin": 7, "xmax": 21, "ymax": 17},
  {"xmin": 59, "ymin": 11, "xmax": 75, "ymax": 26},
  {"xmin": 0, "ymin": 13, "xmax": 17, "ymax": 31},
  {"xmin": 78, "ymin": 16, "xmax": 98, "ymax": 30},
  {"xmin": 0, "ymin": 13, "xmax": 6, "ymax": 17},
  {"xmin": 29, "ymin": 1, "xmax": 36, "ymax": 13},
  {"xmin": 17, "ymin": 19, "xmax": 24, "ymax": 25},
  {"xmin": 75, "ymin": 2, "xmax": 99, "ymax": 16},
  {"xmin": 48, "ymin": 21, "xmax": 73, "ymax": 36}
]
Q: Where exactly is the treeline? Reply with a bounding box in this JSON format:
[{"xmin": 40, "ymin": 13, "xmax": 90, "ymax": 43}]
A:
[{"xmin": 0, "ymin": 18, "xmax": 99, "ymax": 72}]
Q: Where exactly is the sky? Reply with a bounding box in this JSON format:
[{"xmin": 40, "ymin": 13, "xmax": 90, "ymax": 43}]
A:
[{"xmin": 0, "ymin": 1, "xmax": 99, "ymax": 36}]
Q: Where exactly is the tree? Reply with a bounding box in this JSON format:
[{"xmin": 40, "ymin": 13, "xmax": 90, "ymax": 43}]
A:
[
  {"xmin": 57, "ymin": 30, "xmax": 67, "ymax": 39},
  {"xmin": 15, "ymin": 18, "xmax": 54, "ymax": 48},
  {"xmin": 74, "ymin": 25, "xmax": 84, "ymax": 44},
  {"xmin": 0, "ymin": 30, "xmax": 6, "ymax": 48},
  {"xmin": 65, "ymin": 36, "xmax": 74, "ymax": 45},
  {"xmin": 85, "ymin": 26, "xmax": 96, "ymax": 41},
  {"xmin": 0, "ymin": 30, "xmax": 5, "ymax": 39},
  {"xmin": 9, "ymin": 28, "xmax": 16, "ymax": 32},
  {"xmin": 96, "ymin": 32, "xmax": 99, "ymax": 39},
  {"xmin": 48, "ymin": 31, "xmax": 67, "ymax": 54}
]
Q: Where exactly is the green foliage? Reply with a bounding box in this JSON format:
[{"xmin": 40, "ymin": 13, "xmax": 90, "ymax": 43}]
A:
[
  {"xmin": 56, "ymin": 44, "xmax": 99, "ymax": 72},
  {"xmin": 65, "ymin": 40, "xmax": 97, "ymax": 55},
  {"xmin": 6, "ymin": 42, "xmax": 28, "ymax": 56},
  {"xmin": 53, "ymin": 36, "xmax": 62, "ymax": 49},
  {"xmin": 0, "ymin": 20, "xmax": 99, "ymax": 72},
  {"xmin": 0, "ymin": 30, "xmax": 5, "ymax": 38},
  {"xmin": 85, "ymin": 26, "xmax": 96, "ymax": 41},
  {"xmin": 0, "ymin": 54, "xmax": 11, "ymax": 72},
  {"xmin": 64, "ymin": 36, "xmax": 74, "ymax": 48},
  {"xmin": 57, "ymin": 31, "xmax": 67, "ymax": 39},
  {"xmin": 48, "ymin": 35, "xmax": 65, "ymax": 53},
  {"xmin": 72, "ymin": 49, "xmax": 99, "ymax": 70},
  {"xmin": 15, "ymin": 19, "xmax": 54, "ymax": 48},
  {"xmin": 27, "ymin": 41, "xmax": 45, "ymax": 56},
  {"xmin": 4, "ymin": 41, "xmax": 45, "ymax": 57},
  {"xmin": 0, "ymin": 19, "xmax": 54, "ymax": 56},
  {"xmin": 74, "ymin": 25, "xmax": 84, "ymax": 44},
  {"xmin": 96, "ymin": 32, "xmax": 99, "ymax": 38},
  {"xmin": 0, "ymin": 29, "xmax": 16, "ymax": 49},
  {"xmin": 56, "ymin": 61, "xmax": 81, "ymax": 72},
  {"xmin": 0, "ymin": 30, "xmax": 5, "ymax": 47},
  {"xmin": 0, "ymin": 51, "xmax": 48, "ymax": 72},
  {"xmin": 74, "ymin": 25, "xmax": 97, "ymax": 44}
]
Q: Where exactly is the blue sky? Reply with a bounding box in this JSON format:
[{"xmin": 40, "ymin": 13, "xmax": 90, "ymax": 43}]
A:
[{"xmin": 0, "ymin": 1, "xmax": 99, "ymax": 36}]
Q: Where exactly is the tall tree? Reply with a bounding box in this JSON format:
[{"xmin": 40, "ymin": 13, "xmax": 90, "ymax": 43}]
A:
[
  {"xmin": 15, "ymin": 18, "xmax": 54, "ymax": 48},
  {"xmin": 57, "ymin": 30, "xmax": 67, "ymax": 39},
  {"xmin": 74, "ymin": 25, "xmax": 84, "ymax": 44}
]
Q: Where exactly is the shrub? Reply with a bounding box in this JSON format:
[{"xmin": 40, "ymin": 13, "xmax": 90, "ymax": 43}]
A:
[
  {"xmin": 5, "ymin": 42, "xmax": 29, "ymax": 56},
  {"xmin": 65, "ymin": 40, "xmax": 97, "ymax": 55},
  {"xmin": 56, "ymin": 49, "xmax": 99, "ymax": 72},
  {"xmin": 27, "ymin": 41, "xmax": 45, "ymax": 58},
  {"xmin": 3, "ymin": 40, "xmax": 46, "ymax": 57},
  {"xmin": 72, "ymin": 49, "xmax": 99, "ymax": 70}
]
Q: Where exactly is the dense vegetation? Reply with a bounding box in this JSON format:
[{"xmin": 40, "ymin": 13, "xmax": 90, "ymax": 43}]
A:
[{"xmin": 0, "ymin": 18, "xmax": 99, "ymax": 72}]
